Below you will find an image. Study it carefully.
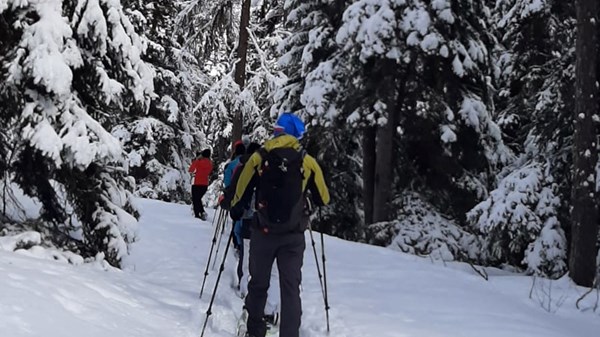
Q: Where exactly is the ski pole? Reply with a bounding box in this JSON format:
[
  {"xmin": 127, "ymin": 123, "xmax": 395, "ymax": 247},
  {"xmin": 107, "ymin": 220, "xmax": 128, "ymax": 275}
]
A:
[
  {"xmin": 199, "ymin": 207, "xmax": 225, "ymax": 298},
  {"xmin": 308, "ymin": 219, "xmax": 330, "ymax": 332},
  {"xmin": 200, "ymin": 229, "xmax": 235, "ymax": 337},
  {"xmin": 319, "ymin": 209, "xmax": 330, "ymax": 333},
  {"xmin": 199, "ymin": 207, "xmax": 226, "ymax": 299},
  {"xmin": 308, "ymin": 222, "xmax": 326, "ymax": 300},
  {"xmin": 212, "ymin": 212, "xmax": 229, "ymax": 270}
]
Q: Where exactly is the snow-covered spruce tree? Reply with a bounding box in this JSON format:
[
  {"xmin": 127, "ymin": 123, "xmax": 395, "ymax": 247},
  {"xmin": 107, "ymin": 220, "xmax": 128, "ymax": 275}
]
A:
[
  {"xmin": 467, "ymin": 161, "xmax": 567, "ymax": 277},
  {"xmin": 245, "ymin": 0, "xmax": 287, "ymax": 124},
  {"xmin": 178, "ymin": 1, "xmax": 279, "ymax": 157},
  {"xmin": 493, "ymin": 0, "xmax": 575, "ymax": 223},
  {"xmin": 335, "ymin": 0, "xmax": 510, "ymax": 231},
  {"xmin": 274, "ymin": 0, "xmax": 364, "ymax": 239},
  {"xmin": 370, "ymin": 191, "xmax": 481, "ymax": 261},
  {"xmin": 109, "ymin": 0, "xmax": 208, "ymax": 201},
  {"xmin": 493, "ymin": 0, "xmax": 556, "ymax": 151},
  {"xmin": 0, "ymin": 10, "xmax": 18, "ymax": 220},
  {"xmin": 275, "ymin": 0, "xmax": 349, "ymax": 114},
  {"xmin": 174, "ymin": 0, "xmax": 236, "ymax": 168},
  {"xmin": 400, "ymin": 0, "xmax": 512, "ymax": 219},
  {"xmin": 198, "ymin": 0, "xmax": 287, "ymax": 146},
  {"xmin": 475, "ymin": 0, "xmax": 575, "ymax": 276},
  {"xmin": 173, "ymin": 1, "xmax": 288, "ymax": 207},
  {"xmin": 0, "ymin": 0, "xmax": 156, "ymax": 267},
  {"xmin": 176, "ymin": 0, "xmax": 238, "ymax": 65},
  {"xmin": 302, "ymin": 122, "xmax": 364, "ymax": 240}
]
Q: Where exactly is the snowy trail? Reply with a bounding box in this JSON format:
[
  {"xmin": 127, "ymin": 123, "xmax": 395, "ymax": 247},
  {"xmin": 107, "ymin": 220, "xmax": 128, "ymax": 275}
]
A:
[
  {"xmin": 1, "ymin": 198, "xmax": 600, "ymax": 337},
  {"xmin": 125, "ymin": 199, "xmax": 600, "ymax": 337}
]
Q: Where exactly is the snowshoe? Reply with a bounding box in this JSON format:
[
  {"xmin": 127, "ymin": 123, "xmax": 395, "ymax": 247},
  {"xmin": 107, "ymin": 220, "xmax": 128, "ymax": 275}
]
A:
[
  {"xmin": 264, "ymin": 313, "xmax": 279, "ymax": 336},
  {"xmin": 236, "ymin": 309, "xmax": 249, "ymax": 337}
]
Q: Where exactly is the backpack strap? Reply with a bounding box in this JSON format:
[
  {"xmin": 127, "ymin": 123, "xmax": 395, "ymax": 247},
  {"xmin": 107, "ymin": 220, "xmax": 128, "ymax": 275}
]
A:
[{"xmin": 257, "ymin": 147, "xmax": 269, "ymax": 161}]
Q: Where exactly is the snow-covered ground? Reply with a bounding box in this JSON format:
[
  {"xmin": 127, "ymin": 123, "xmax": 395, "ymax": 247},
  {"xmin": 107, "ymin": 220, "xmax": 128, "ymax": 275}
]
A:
[{"xmin": 1, "ymin": 198, "xmax": 599, "ymax": 337}]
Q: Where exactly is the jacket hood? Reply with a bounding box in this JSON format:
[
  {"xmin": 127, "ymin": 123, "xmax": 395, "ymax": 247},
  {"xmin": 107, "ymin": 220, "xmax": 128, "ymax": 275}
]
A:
[{"xmin": 264, "ymin": 135, "xmax": 301, "ymax": 151}]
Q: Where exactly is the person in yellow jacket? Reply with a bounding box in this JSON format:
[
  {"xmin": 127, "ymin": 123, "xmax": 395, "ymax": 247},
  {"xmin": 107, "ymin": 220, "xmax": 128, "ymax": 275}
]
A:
[{"xmin": 230, "ymin": 113, "xmax": 329, "ymax": 337}]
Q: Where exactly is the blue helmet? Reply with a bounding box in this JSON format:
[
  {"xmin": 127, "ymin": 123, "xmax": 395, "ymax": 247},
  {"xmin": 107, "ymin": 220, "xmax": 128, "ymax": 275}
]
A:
[{"xmin": 274, "ymin": 113, "xmax": 305, "ymax": 139}]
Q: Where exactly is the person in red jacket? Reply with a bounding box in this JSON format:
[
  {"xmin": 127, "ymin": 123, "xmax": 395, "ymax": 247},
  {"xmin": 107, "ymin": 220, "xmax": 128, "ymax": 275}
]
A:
[{"xmin": 189, "ymin": 149, "xmax": 213, "ymax": 220}]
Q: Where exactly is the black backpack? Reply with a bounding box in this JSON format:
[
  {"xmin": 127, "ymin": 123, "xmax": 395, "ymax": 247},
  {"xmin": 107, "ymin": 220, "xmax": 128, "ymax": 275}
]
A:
[{"xmin": 256, "ymin": 147, "xmax": 305, "ymax": 233}]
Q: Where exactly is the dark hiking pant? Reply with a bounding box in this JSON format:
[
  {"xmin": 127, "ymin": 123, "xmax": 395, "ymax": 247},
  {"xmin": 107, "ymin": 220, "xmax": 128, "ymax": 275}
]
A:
[
  {"xmin": 191, "ymin": 185, "xmax": 208, "ymax": 217},
  {"xmin": 237, "ymin": 236, "xmax": 244, "ymax": 283},
  {"xmin": 245, "ymin": 230, "xmax": 305, "ymax": 337},
  {"xmin": 237, "ymin": 218, "xmax": 252, "ymax": 284}
]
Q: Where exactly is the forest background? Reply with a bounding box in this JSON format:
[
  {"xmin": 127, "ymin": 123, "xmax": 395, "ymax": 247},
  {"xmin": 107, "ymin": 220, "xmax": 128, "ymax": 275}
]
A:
[{"xmin": 0, "ymin": 0, "xmax": 598, "ymax": 288}]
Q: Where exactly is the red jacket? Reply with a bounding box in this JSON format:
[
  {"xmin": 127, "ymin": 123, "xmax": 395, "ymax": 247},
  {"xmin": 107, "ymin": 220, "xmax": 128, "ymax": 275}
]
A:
[{"xmin": 189, "ymin": 158, "xmax": 213, "ymax": 186}]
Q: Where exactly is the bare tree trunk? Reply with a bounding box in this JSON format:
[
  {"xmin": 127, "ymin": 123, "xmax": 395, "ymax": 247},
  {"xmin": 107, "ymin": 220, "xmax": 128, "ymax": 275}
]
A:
[
  {"xmin": 362, "ymin": 126, "xmax": 376, "ymax": 225},
  {"xmin": 570, "ymin": 0, "xmax": 599, "ymax": 287},
  {"xmin": 232, "ymin": 0, "xmax": 251, "ymax": 144},
  {"xmin": 373, "ymin": 107, "xmax": 397, "ymax": 223}
]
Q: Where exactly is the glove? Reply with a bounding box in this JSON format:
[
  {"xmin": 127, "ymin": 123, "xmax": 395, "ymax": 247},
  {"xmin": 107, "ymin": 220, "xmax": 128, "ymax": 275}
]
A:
[
  {"xmin": 230, "ymin": 204, "xmax": 244, "ymax": 221},
  {"xmin": 219, "ymin": 194, "xmax": 231, "ymax": 210}
]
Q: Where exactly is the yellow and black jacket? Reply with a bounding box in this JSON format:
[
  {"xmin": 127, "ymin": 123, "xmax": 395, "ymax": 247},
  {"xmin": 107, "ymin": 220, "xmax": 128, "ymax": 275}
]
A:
[{"xmin": 231, "ymin": 135, "xmax": 330, "ymax": 230}]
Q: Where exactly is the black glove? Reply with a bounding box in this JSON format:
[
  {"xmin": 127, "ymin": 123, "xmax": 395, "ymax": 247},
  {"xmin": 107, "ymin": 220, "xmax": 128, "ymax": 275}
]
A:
[
  {"xmin": 230, "ymin": 204, "xmax": 244, "ymax": 221},
  {"xmin": 220, "ymin": 196, "xmax": 231, "ymax": 210}
]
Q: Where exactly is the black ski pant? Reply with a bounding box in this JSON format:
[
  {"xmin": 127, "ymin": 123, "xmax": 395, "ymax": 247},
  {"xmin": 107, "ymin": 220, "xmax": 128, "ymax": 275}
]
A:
[
  {"xmin": 237, "ymin": 218, "xmax": 252, "ymax": 284},
  {"xmin": 191, "ymin": 185, "xmax": 208, "ymax": 217},
  {"xmin": 245, "ymin": 230, "xmax": 305, "ymax": 337},
  {"xmin": 237, "ymin": 234, "xmax": 244, "ymax": 283}
]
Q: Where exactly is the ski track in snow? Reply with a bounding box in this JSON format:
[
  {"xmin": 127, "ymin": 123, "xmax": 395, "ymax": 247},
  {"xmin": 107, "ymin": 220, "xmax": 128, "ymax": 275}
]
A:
[{"xmin": 1, "ymin": 198, "xmax": 600, "ymax": 337}]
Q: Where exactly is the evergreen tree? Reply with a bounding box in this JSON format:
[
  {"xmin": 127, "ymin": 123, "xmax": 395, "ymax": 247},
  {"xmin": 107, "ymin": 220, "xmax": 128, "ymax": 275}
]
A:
[
  {"xmin": 178, "ymin": 0, "xmax": 282, "ymax": 166},
  {"xmin": 467, "ymin": 161, "xmax": 567, "ymax": 277},
  {"xmin": 389, "ymin": 0, "xmax": 511, "ymax": 222},
  {"xmin": 0, "ymin": 0, "xmax": 156, "ymax": 267},
  {"xmin": 112, "ymin": 0, "xmax": 208, "ymax": 201},
  {"xmin": 472, "ymin": 0, "xmax": 575, "ymax": 277},
  {"xmin": 176, "ymin": 0, "xmax": 238, "ymax": 64},
  {"xmin": 291, "ymin": 1, "xmax": 507, "ymax": 246},
  {"xmin": 275, "ymin": 0, "xmax": 363, "ymax": 238},
  {"xmin": 276, "ymin": 0, "xmax": 512, "ymax": 246},
  {"xmin": 493, "ymin": 1, "xmax": 575, "ymax": 228}
]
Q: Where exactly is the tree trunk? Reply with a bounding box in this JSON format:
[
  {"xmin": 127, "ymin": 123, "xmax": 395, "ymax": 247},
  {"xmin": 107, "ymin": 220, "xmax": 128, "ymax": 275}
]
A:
[
  {"xmin": 373, "ymin": 106, "xmax": 397, "ymax": 223},
  {"xmin": 363, "ymin": 126, "xmax": 376, "ymax": 225},
  {"xmin": 570, "ymin": 0, "xmax": 599, "ymax": 287},
  {"xmin": 232, "ymin": 0, "xmax": 251, "ymax": 144}
]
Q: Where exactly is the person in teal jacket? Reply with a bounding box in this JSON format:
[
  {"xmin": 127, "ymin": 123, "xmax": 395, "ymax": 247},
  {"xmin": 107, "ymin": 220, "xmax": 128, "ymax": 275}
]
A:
[{"xmin": 224, "ymin": 142, "xmax": 245, "ymax": 188}]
